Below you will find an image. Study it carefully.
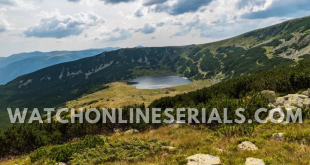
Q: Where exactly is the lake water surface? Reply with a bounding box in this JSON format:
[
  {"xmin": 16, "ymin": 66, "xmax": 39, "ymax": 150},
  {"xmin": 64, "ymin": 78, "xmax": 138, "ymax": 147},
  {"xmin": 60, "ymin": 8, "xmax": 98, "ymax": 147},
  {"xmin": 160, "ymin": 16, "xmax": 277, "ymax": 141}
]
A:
[{"xmin": 128, "ymin": 75, "xmax": 191, "ymax": 89}]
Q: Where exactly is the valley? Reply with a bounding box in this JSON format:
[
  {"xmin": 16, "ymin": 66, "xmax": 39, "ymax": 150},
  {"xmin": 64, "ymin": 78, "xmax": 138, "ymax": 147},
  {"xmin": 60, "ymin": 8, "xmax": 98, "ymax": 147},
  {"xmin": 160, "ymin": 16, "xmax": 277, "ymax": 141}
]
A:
[
  {"xmin": 1, "ymin": 15, "xmax": 310, "ymax": 165},
  {"xmin": 1, "ymin": 16, "xmax": 310, "ymax": 129}
]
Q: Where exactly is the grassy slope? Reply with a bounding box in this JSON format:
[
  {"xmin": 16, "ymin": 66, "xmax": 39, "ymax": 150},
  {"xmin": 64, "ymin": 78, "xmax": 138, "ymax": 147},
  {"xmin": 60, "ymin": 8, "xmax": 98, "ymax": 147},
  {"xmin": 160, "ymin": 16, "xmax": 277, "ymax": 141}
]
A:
[
  {"xmin": 65, "ymin": 79, "xmax": 218, "ymax": 109},
  {"xmin": 1, "ymin": 15, "xmax": 310, "ymax": 129},
  {"xmin": 4, "ymin": 121, "xmax": 310, "ymax": 165}
]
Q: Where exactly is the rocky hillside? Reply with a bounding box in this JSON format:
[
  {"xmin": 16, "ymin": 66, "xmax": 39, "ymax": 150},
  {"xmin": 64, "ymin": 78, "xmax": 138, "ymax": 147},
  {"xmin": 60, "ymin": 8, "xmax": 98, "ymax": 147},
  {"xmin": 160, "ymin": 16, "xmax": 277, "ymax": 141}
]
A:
[{"xmin": 0, "ymin": 16, "xmax": 310, "ymax": 129}]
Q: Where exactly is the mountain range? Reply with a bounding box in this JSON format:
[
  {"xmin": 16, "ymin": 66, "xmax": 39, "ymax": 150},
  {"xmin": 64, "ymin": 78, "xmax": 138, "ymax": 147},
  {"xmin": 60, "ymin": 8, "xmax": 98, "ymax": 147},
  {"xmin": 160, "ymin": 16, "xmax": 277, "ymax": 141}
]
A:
[
  {"xmin": 0, "ymin": 48, "xmax": 119, "ymax": 85},
  {"xmin": 0, "ymin": 15, "xmax": 310, "ymax": 129}
]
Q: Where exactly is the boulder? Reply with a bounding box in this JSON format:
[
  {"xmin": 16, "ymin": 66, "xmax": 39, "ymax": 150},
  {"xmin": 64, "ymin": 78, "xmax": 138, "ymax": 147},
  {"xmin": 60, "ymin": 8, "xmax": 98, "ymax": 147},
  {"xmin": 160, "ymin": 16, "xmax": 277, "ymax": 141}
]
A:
[
  {"xmin": 301, "ymin": 89, "xmax": 310, "ymax": 97},
  {"xmin": 273, "ymin": 94, "xmax": 310, "ymax": 110},
  {"xmin": 187, "ymin": 154, "xmax": 221, "ymax": 165},
  {"xmin": 274, "ymin": 97, "xmax": 285, "ymax": 106},
  {"xmin": 238, "ymin": 141, "xmax": 258, "ymax": 151},
  {"xmin": 272, "ymin": 133, "xmax": 284, "ymax": 140},
  {"xmin": 261, "ymin": 90, "xmax": 276, "ymax": 103},
  {"xmin": 245, "ymin": 158, "xmax": 265, "ymax": 165},
  {"xmin": 124, "ymin": 129, "xmax": 139, "ymax": 134}
]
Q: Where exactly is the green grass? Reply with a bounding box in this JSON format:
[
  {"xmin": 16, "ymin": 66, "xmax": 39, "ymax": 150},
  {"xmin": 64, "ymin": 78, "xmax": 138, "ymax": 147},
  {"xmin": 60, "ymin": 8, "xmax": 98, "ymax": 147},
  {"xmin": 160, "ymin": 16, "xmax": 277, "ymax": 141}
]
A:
[
  {"xmin": 5, "ymin": 121, "xmax": 310, "ymax": 165},
  {"xmin": 65, "ymin": 80, "xmax": 217, "ymax": 110}
]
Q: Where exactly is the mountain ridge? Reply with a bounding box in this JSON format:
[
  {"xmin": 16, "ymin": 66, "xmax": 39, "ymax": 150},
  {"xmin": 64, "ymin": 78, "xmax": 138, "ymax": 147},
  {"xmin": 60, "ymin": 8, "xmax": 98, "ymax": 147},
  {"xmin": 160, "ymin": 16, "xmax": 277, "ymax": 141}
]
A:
[
  {"xmin": 0, "ymin": 15, "xmax": 310, "ymax": 129},
  {"xmin": 0, "ymin": 48, "xmax": 119, "ymax": 85}
]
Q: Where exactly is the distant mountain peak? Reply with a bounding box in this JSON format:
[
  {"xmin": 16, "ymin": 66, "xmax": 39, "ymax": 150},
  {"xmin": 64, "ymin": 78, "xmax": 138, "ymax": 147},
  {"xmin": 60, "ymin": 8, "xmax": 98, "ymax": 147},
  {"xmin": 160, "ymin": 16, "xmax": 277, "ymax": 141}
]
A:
[{"xmin": 135, "ymin": 45, "xmax": 144, "ymax": 48}]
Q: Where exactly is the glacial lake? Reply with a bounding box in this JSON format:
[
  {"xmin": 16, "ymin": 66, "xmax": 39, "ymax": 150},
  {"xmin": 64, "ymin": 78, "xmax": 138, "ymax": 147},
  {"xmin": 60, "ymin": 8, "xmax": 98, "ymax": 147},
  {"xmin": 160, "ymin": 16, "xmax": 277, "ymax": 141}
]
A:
[{"xmin": 127, "ymin": 75, "xmax": 192, "ymax": 89}]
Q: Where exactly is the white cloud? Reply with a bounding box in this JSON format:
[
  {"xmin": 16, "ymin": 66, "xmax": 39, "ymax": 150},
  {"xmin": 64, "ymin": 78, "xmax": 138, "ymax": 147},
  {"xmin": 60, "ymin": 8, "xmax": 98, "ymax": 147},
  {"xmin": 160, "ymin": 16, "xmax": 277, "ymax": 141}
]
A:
[
  {"xmin": 0, "ymin": 0, "xmax": 35, "ymax": 10},
  {"xmin": 240, "ymin": 0, "xmax": 310, "ymax": 19},
  {"xmin": 135, "ymin": 22, "xmax": 156, "ymax": 34},
  {"xmin": 100, "ymin": 27, "xmax": 133, "ymax": 41},
  {"xmin": 0, "ymin": 19, "xmax": 9, "ymax": 33},
  {"xmin": 133, "ymin": 7, "xmax": 146, "ymax": 18},
  {"xmin": 24, "ymin": 10, "xmax": 105, "ymax": 38},
  {"xmin": 147, "ymin": 0, "xmax": 213, "ymax": 15},
  {"xmin": 1, "ymin": 0, "xmax": 310, "ymax": 56},
  {"xmin": 0, "ymin": 8, "xmax": 9, "ymax": 33}
]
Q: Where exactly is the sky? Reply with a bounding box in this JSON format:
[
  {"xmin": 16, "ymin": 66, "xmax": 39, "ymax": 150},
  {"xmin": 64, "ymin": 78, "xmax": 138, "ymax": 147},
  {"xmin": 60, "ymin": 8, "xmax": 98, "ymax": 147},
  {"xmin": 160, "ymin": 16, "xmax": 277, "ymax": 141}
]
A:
[{"xmin": 0, "ymin": 0, "xmax": 310, "ymax": 57}]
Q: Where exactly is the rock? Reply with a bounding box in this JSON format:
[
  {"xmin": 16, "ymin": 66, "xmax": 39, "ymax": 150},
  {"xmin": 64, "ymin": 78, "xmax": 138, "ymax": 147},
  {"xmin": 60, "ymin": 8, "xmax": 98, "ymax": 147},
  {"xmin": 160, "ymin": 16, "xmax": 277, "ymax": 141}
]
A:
[
  {"xmin": 165, "ymin": 91, "xmax": 170, "ymax": 94},
  {"xmin": 298, "ymin": 95, "xmax": 308, "ymax": 99},
  {"xmin": 113, "ymin": 128, "xmax": 122, "ymax": 133},
  {"xmin": 301, "ymin": 89, "xmax": 310, "ymax": 97},
  {"xmin": 272, "ymin": 133, "xmax": 284, "ymax": 140},
  {"xmin": 238, "ymin": 141, "xmax": 258, "ymax": 151},
  {"xmin": 124, "ymin": 129, "xmax": 139, "ymax": 134},
  {"xmin": 245, "ymin": 158, "xmax": 265, "ymax": 165},
  {"xmin": 268, "ymin": 103, "xmax": 276, "ymax": 108},
  {"xmin": 285, "ymin": 94, "xmax": 306, "ymax": 108},
  {"xmin": 163, "ymin": 146, "xmax": 176, "ymax": 150},
  {"xmin": 58, "ymin": 163, "xmax": 67, "ymax": 165},
  {"xmin": 303, "ymin": 99, "xmax": 310, "ymax": 108},
  {"xmin": 187, "ymin": 154, "xmax": 221, "ymax": 165},
  {"xmin": 274, "ymin": 97, "xmax": 285, "ymax": 106},
  {"xmin": 273, "ymin": 94, "xmax": 310, "ymax": 110},
  {"xmin": 261, "ymin": 90, "xmax": 276, "ymax": 103}
]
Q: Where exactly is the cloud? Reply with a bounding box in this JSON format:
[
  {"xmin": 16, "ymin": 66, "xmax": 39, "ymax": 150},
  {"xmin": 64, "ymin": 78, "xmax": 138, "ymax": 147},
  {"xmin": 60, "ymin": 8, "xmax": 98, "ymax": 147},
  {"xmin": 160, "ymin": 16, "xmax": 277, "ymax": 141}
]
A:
[
  {"xmin": 171, "ymin": 15, "xmax": 200, "ymax": 37},
  {"xmin": 100, "ymin": 22, "xmax": 158, "ymax": 42},
  {"xmin": 133, "ymin": 7, "xmax": 145, "ymax": 18},
  {"xmin": 135, "ymin": 22, "xmax": 156, "ymax": 34},
  {"xmin": 24, "ymin": 10, "xmax": 105, "ymax": 38},
  {"xmin": 240, "ymin": 0, "xmax": 310, "ymax": 19},
  {"xmin": 67, "ymin": 0, "xmax": 81, "ymax": 2},
  {"xmin": 0, "ymin": 0, "xmax": 16, "ymax": 6},
  {"xmin": 0, "ymin": 0, "xmax": 35, "ymax": 10},
  {"xmin": 143, "ymin": 0, "xmax": 168, "ymax": 6},
  {"xmin": 149, "ymin": 0, "xmax": 213, "ymax": 15},
  {"xmin": 101, "ymin": 27, "xmax": 133, "ymax": 42},
  {"xmin": 100, "ymin": 0, "xmax": 135, "ymax": 4},
  {"xmin": 0, "ymin": 19, "xmax": 9, "ymax": 33}
]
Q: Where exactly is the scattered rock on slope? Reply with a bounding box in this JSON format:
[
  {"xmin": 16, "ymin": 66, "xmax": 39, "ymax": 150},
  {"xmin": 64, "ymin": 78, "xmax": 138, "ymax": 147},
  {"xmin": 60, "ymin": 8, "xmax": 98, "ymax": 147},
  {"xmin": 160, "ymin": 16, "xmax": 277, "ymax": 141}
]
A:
[
  {"xmin": 238, "ymin": 141, "xmax": 258, "ymax": 151},
  {"xmin": 163, "ymin": 146, "xmax": 176, "ymax": 151},
  {"xmin": 301, "ymin": 89, "xmax": 310, "ymax": 97},
  {"xmin": 124, "ymin": 129, "xmax": 139, "ymax": 134},
  {"xmin": 272, "ymin": 94, "xmax": 310, "ymax": 109},
  {"xmin": 245, "ymin": 157, "xmax": 265, "ymax": 165},
  {"xmin": 187, "ymin": 154, "xmax": 221, "ymax": 165},
  {"xmin": 261, "ymin": 90, "xmax": 276, "ymax": 103},
  {"xmin": 272, "ymin": 133, "xmax": 284, "ymax": 140}
]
